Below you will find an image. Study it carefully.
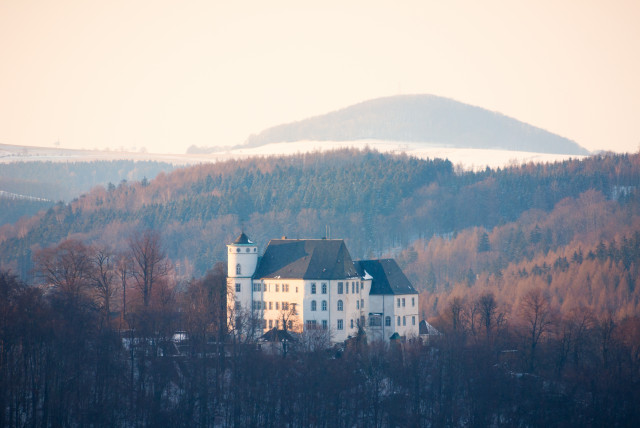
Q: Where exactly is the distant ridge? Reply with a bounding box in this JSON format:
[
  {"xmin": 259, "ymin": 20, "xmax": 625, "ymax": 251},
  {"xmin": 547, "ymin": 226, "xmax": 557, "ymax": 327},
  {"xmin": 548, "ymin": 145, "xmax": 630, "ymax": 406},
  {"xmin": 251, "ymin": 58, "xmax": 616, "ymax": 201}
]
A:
[{"xmin": 243, "ymin": 95, "xmax": 589, "ymax": 155}]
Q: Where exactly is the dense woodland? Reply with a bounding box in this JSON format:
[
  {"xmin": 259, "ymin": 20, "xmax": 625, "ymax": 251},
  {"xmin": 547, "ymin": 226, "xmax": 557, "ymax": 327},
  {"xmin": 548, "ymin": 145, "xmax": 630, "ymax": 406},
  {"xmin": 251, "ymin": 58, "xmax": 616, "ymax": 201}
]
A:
[{"xmin": 1, "ymin": 149, "xmax": 640, "ymax": 426}]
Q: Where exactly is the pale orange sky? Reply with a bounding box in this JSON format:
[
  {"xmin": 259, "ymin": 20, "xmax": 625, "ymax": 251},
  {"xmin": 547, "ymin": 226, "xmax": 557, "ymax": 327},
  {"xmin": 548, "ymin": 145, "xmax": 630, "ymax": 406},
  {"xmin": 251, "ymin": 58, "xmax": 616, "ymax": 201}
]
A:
[{"xmin": 1, "ymin": 0, "xmax": 639, "ymax": 154}]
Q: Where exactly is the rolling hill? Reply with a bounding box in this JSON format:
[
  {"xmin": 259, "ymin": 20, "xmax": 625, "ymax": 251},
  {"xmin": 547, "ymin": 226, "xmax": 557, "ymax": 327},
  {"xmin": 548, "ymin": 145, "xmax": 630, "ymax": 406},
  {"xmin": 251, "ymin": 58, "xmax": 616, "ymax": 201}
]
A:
[{"xmin": 240, "ymin": 94, "xmax": 589, "ymax": 155}]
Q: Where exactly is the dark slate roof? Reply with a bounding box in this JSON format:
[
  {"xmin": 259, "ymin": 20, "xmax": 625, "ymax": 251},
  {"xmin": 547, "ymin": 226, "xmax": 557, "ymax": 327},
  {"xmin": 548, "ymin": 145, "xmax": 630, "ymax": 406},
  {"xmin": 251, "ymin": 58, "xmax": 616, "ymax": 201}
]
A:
[
  {"xmin": 259, "ymin": 328, "xmax": 296, "ymax": 343},
  {"xmin": 233, "ymin": 232, "xmax": 253, "ymax": 245},
  {"xmin": 253, "ymin": 239, "xmax": 359, "ymax": 280},
  {"xmin": 354, "ymin": 259, "xmax": 418, "ymax": 295},
  {"xmin": 419, "ymin": 320, "xmax": 440, "ymax": 335}
]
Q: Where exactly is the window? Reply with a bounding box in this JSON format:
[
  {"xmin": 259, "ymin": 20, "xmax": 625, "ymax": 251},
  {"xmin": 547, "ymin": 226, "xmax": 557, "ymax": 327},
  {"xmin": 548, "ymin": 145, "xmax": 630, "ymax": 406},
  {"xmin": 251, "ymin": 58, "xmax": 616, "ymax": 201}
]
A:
[
  {"xmin": 322, "ymin": 283, "xmax": 327, "ymax": 294},
  {"xmin": 283, "ymin": 302, "xmax": 289, "ymax": 311},
  {"xmin": 275, "ymin": 302, "xmax": 279, "ymax": 310},
  {"xmin": 356, "ymin": 282, "xmax": 359, "ymax": 293},
  {"xmin": 275, "ymin": 284, "xmax": 279, "ymax": 292},
  {"xmin": 263, "ymin": 319, "xmax": 267, "ymax": 328},
  {"xmin": 236, "ymin": 264, "xmax": 241, "ymax": 275},
  {"xmin": 397, "ymin": 316, "xmax": 401, "ymax": 326},
  {"xmin": 246, "ymin": 248, "xmax": 250, "ymax": 253},
  {"xmin": 338, "ymin": 282, "xmax": 343, "ymax": 294},
  {"xmin": 337, "ymin": 319, "xmax": 344, "ymax": 330},
  {"xmin": 235, "ymin": 283, "xmax": 241, "ymax": 292},
  {"xmin": 356, "ymin": 300, "xmax": 359, "ymax": 309},
  {"xmin": 253, "ymin": 301, "xmax": 261, "ymax": 310},
  {"xmin": 403, "ymin": 316, "xmax": 406, "ymax": 326},
  {"xmin": 292, "ymin": 303, "xmax": 297, "ymax": 314},
  {"xmin": 412, "ymin": 316, "xmax": 416, "ymax": 325},
  {"xmin": 397, "ymin": 298, "xmax": 400, "ymax": 308},
  {"xmin": 284, "ymin": 284, "xmax": 289, "ymax": 292},
  {"xmin": 337, "ymin": 300, "xmax": 343, "ymax": 311},
  {"xmin": 402, "ymin": 298, "xmax": 406, "ymax": 307},
  {"xmin": 350, "ymin": 319, "xmax": 354, "ymax": 329},
  {"xmin": 269, "ymin": 320, "xmax": 273, "ymax": 328},
  {"xmin": 385, "ymin": 316, "xmax": 391, "ymax": 326},
  {"xmin": 253, "ymin": 283, "xmax": 260, "ymax": 292},
  {"xmin": 311, "ymin": 300, "xmax": 317, "ymax": 311},
  {"xmin": 369, "ymin": 315, "xmax": 382, "ymax": 327},
  {"xmin": 322, "ymin": 320, "xmax": 328, "ymax": 330},
  {"xmin": 269, "ymin": 302, "xmax": 272, "ymax": 310},
  {"xmin": 361, "ymin": 299, "xmax": 364, "ymax": 308},
  {"xmin": 296, "ymin": 286, "xmax": 298, "ymax": 293},
  {"xmin": 275, "ymin": 320, "xmax": 279, "ymax": 328},
  {"xmin": 306, "ymin": 320, "xmax": 317, "ymax": 330},
  {"xmin": 311, "ymin": 283, "xmax": 316, "ymax": 294},
  {"xmin": 346, "ymin": 283, "xmax": 349, "ymax": 294},
  {"xmin": 322, "ymin": 300, "xmax": 327, "ymax": 311},
  {"xmin": 352, "ymin": 283, "xmax": 355, "ymax": 293},
  {"xmin": 235, "ymin": 301, "xmax": 241, "ymax": 310},
  {"xmin": 412, "ymin": 297, "xmax": 415, "ymax": 307}
]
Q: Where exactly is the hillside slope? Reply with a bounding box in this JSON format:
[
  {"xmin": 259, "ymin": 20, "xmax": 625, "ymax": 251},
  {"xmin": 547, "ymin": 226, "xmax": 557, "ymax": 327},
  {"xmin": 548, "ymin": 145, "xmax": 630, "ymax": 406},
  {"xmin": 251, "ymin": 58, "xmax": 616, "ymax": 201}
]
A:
[
  {"xmin": 244, "ymin": 95, "xmax": 589, "ymax": 155},
  {"xmin": 0, "ymin": 150, "xmax": 636, "ymax": 282}
]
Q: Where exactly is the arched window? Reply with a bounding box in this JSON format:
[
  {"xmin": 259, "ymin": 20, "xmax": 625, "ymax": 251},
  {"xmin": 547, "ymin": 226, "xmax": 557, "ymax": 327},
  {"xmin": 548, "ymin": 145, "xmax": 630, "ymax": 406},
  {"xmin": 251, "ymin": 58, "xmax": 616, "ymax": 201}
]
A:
[
  {"xmin": 385, "ymin": 316, "xmax": 391, "ymax": 326},
  {"xmin": 236, "ymin": 264, "xmax": 241, "ymax": 275},
  {"xmin": 322, "ymin": 283, "xmax": 327, "ymax": 294},
  {"xmin": 337, "ymin": 300, "xmax": 343, "ymax": 311},
  {"xmin": 311, "ymin": 283, "xmax": 316, "ymax": 294},
  {"xmin": 311, "ymin": 300, "xmax": 317, "ymax": 311},
  {"xmin": 322, "ymin": 300, "xmax": 327, "ymax": 311}
]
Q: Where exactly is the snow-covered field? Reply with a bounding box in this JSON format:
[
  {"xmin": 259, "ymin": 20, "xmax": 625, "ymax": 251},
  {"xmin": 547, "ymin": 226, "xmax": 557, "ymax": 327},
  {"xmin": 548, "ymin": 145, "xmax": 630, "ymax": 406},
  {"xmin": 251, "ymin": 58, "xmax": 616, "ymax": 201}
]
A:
[
  {"xmin": 0, "ymin": 140, "xmax": 587, "ymax": 171},
  {"xmin": 224, "ymin": 140, "xmax": 587, "ymax": 171}
]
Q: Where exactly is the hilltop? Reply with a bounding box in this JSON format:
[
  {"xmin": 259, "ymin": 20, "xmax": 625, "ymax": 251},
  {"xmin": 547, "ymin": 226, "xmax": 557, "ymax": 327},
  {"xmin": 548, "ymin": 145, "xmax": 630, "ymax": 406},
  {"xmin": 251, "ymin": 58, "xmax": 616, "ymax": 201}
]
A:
[{"xmin": 237, "ymin": 95, "xmax": 589, "ymax": 155}]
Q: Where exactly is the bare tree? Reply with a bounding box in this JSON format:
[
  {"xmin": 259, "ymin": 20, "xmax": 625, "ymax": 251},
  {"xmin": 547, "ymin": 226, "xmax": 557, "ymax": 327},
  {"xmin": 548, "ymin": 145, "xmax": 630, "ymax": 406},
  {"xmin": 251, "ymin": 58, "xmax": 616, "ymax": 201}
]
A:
[
  {"xmin": 477, "ymin": 292, "xmax": 503, "ymax": 341},
  {"xmin": 519, "ymin": 288, "xmax": 554, "ymax": 371},
  {"xmin": 34, "ymin": 239, "xmax": 91, "ymax": 302},
  {"xmin": 128, "ymin": 229, "xmax": 170, "ymax": 307},
  {"xmin": 88, "ymin": 245, "xmax": 118, "ymax": 327},
  {"xmin": 117, "ymin": 253, "xmax": 131, "ymax": 329}
]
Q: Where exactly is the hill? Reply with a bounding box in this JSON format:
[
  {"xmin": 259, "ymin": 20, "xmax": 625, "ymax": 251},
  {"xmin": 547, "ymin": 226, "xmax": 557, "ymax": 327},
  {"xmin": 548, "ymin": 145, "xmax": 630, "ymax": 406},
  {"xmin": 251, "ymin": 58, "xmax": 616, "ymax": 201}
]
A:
[
  {"xmin": 2, "ymin": 150, "xmax": 639, "ymax": 428},
  {"xmin": 240, "ymin": 95, "xmax": 589, "ymax": 155},
  {"xmin": 0, "ymin": 149, "xmax": 636, "ymax": 283}
]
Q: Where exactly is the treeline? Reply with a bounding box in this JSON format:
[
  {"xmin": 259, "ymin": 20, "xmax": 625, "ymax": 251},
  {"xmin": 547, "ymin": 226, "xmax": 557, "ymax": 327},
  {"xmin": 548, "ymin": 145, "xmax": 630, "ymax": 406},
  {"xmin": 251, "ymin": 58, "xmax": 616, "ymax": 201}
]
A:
[
  {"xmin": 2, "ymin": 234, "xmax": 639, "ymax": 426},
  {"xmin": 1, "ymin": 150, "xmax": 638, "ymax": 280}
]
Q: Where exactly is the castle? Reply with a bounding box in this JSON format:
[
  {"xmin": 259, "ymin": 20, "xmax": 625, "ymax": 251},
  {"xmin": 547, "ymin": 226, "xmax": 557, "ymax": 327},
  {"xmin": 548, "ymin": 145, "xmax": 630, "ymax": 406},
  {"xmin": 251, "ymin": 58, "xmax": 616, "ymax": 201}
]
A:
[{"xmin": 227, "ymin": 233, "xmax": 419, "ymax": 342}]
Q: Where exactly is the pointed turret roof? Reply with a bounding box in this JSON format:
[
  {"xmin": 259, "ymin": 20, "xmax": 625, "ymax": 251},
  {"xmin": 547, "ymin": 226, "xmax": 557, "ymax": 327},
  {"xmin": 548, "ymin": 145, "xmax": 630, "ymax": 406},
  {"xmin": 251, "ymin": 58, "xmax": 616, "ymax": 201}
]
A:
[{"xmin": 232, "ymin": 232, "xmax": 253, "ymax": 245}]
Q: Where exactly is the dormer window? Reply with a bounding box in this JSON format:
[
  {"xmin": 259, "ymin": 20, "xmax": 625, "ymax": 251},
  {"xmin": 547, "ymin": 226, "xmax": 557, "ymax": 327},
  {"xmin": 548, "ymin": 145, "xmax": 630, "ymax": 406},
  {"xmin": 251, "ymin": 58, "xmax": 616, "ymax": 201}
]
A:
[{"xmin": 236, "ymin": 264, "xmax": 241, "ymax": 275}]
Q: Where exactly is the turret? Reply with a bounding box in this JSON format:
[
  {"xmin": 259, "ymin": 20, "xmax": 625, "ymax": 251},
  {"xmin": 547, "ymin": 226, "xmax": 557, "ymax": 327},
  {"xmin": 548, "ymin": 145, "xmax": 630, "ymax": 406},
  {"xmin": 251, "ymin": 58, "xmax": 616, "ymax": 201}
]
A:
[{"xmin": 227, "ymin": 232, "xmax": 258, "ymax": 278}]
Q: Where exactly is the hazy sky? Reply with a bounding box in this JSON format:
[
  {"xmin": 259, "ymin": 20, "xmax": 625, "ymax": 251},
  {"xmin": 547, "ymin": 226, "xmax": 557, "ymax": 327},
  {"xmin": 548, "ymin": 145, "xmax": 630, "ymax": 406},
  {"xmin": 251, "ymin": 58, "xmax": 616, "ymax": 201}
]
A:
[{"xmin": 1, "ymin": 0, "xmax": 639, "ymax": 154}]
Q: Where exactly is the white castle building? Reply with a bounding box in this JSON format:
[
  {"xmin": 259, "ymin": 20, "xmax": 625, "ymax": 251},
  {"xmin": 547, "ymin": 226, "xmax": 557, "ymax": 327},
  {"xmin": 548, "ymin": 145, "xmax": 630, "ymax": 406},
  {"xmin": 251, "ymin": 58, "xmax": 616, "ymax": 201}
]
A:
[{"xmin": 227, "ymin": 232, "xmax": 419, "ymax": 342}]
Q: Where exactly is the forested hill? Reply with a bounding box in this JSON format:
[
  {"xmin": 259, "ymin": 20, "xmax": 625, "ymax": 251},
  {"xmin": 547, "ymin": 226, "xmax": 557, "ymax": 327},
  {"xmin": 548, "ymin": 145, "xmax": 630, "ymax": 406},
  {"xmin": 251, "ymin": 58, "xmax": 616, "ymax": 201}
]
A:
[
  {"xmin": 243, "ymin": 95, "xmax": 589, "ymax": 155},
  {"xmin": 0, "ymin": 150, "xmax": 638, "ymax": 283},
  {"xmin": 0, "ymin": 160, "xmax": 175, "ymax": 226}
]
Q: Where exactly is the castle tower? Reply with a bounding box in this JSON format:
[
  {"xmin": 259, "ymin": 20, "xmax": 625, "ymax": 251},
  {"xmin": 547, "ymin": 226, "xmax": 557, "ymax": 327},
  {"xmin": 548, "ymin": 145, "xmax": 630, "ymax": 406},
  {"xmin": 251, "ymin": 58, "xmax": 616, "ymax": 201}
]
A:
[{"xmin": 227, "ymin": 232, "xmax": 258, "ymax": 321}]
